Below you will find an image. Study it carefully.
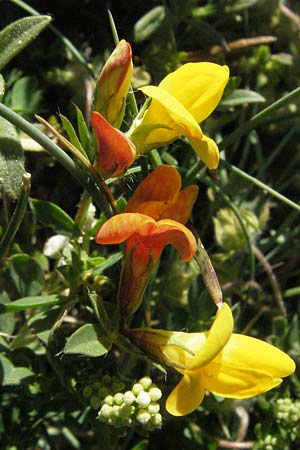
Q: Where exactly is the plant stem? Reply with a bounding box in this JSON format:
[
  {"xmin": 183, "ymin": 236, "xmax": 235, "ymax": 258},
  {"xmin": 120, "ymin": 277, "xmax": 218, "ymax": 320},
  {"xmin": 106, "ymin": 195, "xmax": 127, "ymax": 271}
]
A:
[
  {"xmin": 221, "ymin": 160, "xmax": 300, "ymax": 212},
  {"xmin": 0, "ymin": 172, "xmax": 31, "ymax": 260},
  {"xmin": 219, "ymin": 86, "xmax": 300, "ymax": 151},
  {"xmin": 252, "ymin": 244, "xmax": 287, "ymax": 317}
]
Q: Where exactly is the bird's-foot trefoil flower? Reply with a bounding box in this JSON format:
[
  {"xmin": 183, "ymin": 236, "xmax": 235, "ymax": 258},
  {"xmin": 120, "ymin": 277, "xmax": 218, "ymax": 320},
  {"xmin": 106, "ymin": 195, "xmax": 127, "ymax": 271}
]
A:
[
  {"xmin": 96, "ymin": 213, "xmax": 197, "ymax": 319},
  {"xmin": 127, "ymin": 303, "xmax": 295, "ymax": 416},
  {"xmin": 91, "ymin": 111, "xmax": 136, "ymax": 178},
  {"xmin": 94, "ymin": 39, "xmax": 133, "ymax": 128},
  {"xmin": 127, "ymin": 62, "xmax": 229, "ymax": 169},
  {"xmin": 125, "ymin": 164, "xmax": 199, "ymax": 224}
]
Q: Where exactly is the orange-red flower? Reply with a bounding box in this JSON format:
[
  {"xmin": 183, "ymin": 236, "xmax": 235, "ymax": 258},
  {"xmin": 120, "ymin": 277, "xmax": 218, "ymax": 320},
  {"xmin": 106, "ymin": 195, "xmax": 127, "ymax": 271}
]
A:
[
  {"xmin": 125, "ymin": 165, "xmax": 199, "ymax": 224},
  {"xmin": 91, "ymin": 111, "xmax": 136, "ymax": 178},
  {"xmin": 96, "ymin": 213, "xmax": 197, "ymax": 318}
]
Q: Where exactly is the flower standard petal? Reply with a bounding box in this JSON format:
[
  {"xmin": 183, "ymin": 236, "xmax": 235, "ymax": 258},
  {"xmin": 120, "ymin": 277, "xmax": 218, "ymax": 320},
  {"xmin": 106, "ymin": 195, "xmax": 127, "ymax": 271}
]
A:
[
  {"xmin": 202, "ymin": 333, "xmax": 296, "ymax": 398},
  {"xmin": 159, "ymin": 62, "xmax": 229, "ymax": 123},
  {"xmin": 134, "ymin": 85, "xmax": 203, "ymax": 151},
  {"xmin": 125, "ymin": 165, "xmax": 181, "ymax": 210},
  {"xmin": 166, "ymin": 371, "xmax": 205, "ymax": 417},
  {"xmin": 125, "ymin": 165, "xmax": 199, "ymax": 223}
]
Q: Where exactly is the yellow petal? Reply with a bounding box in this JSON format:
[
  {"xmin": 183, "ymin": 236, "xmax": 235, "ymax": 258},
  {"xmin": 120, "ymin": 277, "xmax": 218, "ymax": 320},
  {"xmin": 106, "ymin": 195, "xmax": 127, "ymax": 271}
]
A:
[
  {"xmin": 159, "ymin": 62, "xmax": 229, "ymax": 123},
  {"xmin": 166, "ymin": 371, "xmax": 205, "ymax": 416},
  {"xmin": 138, "ymin": 85, "xmax": 203, "ymax": 148},
  {"xmin": 189, "ymin": 133, "xmax": 220, "ymax": 170},
  {"xmin": 187, "ymin": 303, "xmax": 233, "ymax": 370},
  {"xmin": 202, "ymin": 334, "xmax": 296, "ymax": 398}
]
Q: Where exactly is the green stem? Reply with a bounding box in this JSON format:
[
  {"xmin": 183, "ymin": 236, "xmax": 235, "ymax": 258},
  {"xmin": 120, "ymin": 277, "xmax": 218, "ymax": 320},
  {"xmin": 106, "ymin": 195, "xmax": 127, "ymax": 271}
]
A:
[
  {"xmin": 221, "ymin": 160, "xmax": 300, "ymax": 212},
  {"xmin": 9, "ymin": 0, "xmax": 95, "ymax": 78},
  {"xmin": 219, "ymin": 86, "xmax": 300, "ymax": 151},
  {"xmin": 0, "ymin": 172, "xmax": 31, "ymax": 260},
  {"xmin": 0, "ymin": 103, "xmax": 108, "ymax": 211},
  {"xmin": 149, "ymin": 149, "xmax": 163, "ymax": 167}
]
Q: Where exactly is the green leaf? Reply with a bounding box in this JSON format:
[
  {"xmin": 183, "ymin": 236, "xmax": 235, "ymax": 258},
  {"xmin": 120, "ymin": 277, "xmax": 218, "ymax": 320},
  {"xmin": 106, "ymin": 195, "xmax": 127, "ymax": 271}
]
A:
[
  {"xmin": 8, "ymin": 253, "xmax": 45, "ymax": 297},
  {"xmin": 0, "ymin": 74, "xmax": 4, "ymax": 100},
  {"xmin": 0, "ymin": 15, "xmax": 52, "ymax": 71},
  {"xmin": 8, "ymin": 76, "xmax": 43, "ymax": 117},
  {"xmin": 75, "ymin": 106, "xmax": 94, "ymax": 162},
  {"xmin": 130, "ymin": 440, "xmax": 149, "ymax": 450},
  {"xmin": 0, "ymin": 290, "xmax": 14, "ymax": 334},
  {"xmin": 0, "ymin": 294, "xmax": 61, "ymax": 314},
  {"xmin": 220, "ymin": 89, "xmax": 265, "ymax": 107},
  {"xmin": 60, "ymin": 113, "xmax": 88, "ymax": 158},
  {"xmin": 93, "ymin": 252, "xmax": 123, "ymax": 275},
  {"xmin": 63, "ymin": 323, "xmax": 111, "ymax": 357},
  {"xmin": 134, "ymin": 6, "xmax": 166, "ymax": 42},
  {"xmin": 0, "ymin": 354, "xmax": 33, "ymax": 386},
  {"xmin": 0, "ymin": 116, "xmax": 25, "ymax": 199},
  {"xmin": 30, "ymin": 198, "xmax": 76, "ymax": 236}
]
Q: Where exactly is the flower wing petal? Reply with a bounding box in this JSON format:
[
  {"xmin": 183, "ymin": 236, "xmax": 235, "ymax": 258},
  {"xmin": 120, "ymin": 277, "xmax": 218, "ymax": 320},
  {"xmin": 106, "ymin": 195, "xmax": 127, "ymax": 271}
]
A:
[
  {"xmin": 160, "ymin": 185, "xmax": 199, "ymax": 224},
  {"xmin": 139, "ymin": 85, "xmax": 203, "ymax": 146},
  {"xmin": 189, "ymin": 133, "xmax": 220, "ymax": 170},
  {"xmin": 152, "ymin": 219, "xmax": 197, "ymax": 261},
  {"xmin": 95, "ymin": 213, "xmax": 156, "ymax": 244},
  {"xmin": 166, "ymin": 371, "xmax": 205, "ymax": 416},
  {"xmin": 159, "ymin": 62, "xmax": 229, "ymax": 123},
  {"xmin": 202, "ymin": 334, "xmax": 296, "ymax": 398}
]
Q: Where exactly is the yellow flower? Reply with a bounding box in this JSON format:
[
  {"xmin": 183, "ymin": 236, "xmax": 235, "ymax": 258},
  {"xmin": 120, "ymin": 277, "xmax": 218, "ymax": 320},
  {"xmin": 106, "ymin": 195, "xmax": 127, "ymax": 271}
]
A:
[
  {"xmin": 127, "ymin": 62, "xmax": 229, "ymax": 169},
  {"xmin": 127, "ymin": 303, "xmax": 295, "ymax": 416}
]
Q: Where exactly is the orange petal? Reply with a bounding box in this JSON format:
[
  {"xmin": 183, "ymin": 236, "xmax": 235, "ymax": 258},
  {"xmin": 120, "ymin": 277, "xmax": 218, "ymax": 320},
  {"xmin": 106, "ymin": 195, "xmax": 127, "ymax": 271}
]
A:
[
  {"xmin": 125, "ymin": 165, "xmax": 181, "ymax": 211},
  {"xmin": 160, "ymin": 185, "xmax": 199, "ymax": 224},
  {"xmin": 95, "ymin": 213, "xmax": 156, "ymax": 244},
  {"xmin": 150, "ymin": 219, "xmax": 197, "ymax": 261},
  {"xmin": 91, "ymin": 111, "xmax": 136, "ymax": 178}
]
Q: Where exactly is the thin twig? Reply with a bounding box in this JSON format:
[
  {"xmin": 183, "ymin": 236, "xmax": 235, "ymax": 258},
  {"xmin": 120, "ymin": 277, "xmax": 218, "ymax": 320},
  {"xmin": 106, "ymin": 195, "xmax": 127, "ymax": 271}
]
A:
[{"xmin": 252, "ymin": 244, "xmax": 287, "ymax": 317}]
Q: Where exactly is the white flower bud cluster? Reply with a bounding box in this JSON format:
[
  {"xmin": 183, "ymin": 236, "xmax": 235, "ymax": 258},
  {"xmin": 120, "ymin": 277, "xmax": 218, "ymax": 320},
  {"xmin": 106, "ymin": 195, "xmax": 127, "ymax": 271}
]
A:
[
  {"xmin": 83, "ymin": 374, "xmax": 125, "ymax": 410},
  {"xmin": 98, "ymin": 376, "xmax": 163, "ymax": 430},
  {"xmin": 261, "ymin": 434, "xmax": 278, "ymax": 450},
  {"xmin": 275, "ymin": 397, "xmax": 300, "ymax": 440}
]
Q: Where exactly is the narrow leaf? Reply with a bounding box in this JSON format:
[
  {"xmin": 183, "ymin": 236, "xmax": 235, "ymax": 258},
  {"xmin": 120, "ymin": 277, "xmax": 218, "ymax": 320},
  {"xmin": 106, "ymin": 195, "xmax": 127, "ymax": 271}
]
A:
[
  {"xmin": 75, "ymin": 106, "xmax": 93, "ymax": 162},
  {"xmin": 60, "ymin": 113, "xmax": 88, "ymax": 158},
  {"xmin": 0, "ymin": 116, "xmax": 25, "ymax": 198},
  {"xmin": 134, "ymin": 6, "xmax": 166, "ymax": 42},
  {"xmin": 0, "ymin": 16, "xmax": 52, "ymax": 71},
  {"xmin": 221, "ymin": 89, "xmax": 265, "ymax": 107},
  {"xmin": 30, "ymin": 198, "xmax": 76, "ymax": 236},
  {"xmin": 0, "ymin": 295, "xmax": 60, "ymax": 314}
]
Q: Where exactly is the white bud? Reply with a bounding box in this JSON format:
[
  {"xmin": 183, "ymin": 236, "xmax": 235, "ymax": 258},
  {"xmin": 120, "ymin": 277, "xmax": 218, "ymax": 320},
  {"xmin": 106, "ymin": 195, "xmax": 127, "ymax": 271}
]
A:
[
  {"xmin": 136, "ymin": 409, "xmax": 151, "ymax": 425},
  {"xmin": 123, "ymin": 391, "xmax": 136, "ymax": 405},
  {"xmin": 104, "ymin": 395, "xmax": 114, "ymax": 406},
  {"xmin": 99, "ymin": 404, "xmax": 113, "ymax": 419},
  {"xmin": 148, "ymin": 402, "xmax": 160, "ymax": 414},
  {"xmin": 113, "ymin": 393, "xmax": 124, "ymax": 405},
  {"xmin": 149, "ymin": 387, "xmax": 162, "ymax": 401},
  {"xmin": 138, "ymin": 376, "xmax": 152, "ymax": 390},
  {"xmin": 132, "ymin": 383, "xmax": 143, "ymax": 395},
  {"xmin": 136, "ymin": 391, "xmax": 151, "ymax": 408}
]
